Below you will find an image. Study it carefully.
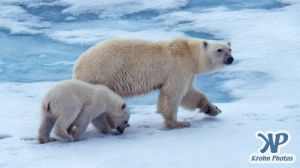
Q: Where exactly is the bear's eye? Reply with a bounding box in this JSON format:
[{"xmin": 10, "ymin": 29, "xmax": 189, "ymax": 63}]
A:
[
  {"xmin": 229, "ymin": 48, "xmax": 232, "ymax": 52},
  {"xmin": 217, "ymin": 49, "xmax": 223, "ymax": 53},
  {"xmin": 121, "ymin": 103, "xmax": 126, "ymax": 110}
]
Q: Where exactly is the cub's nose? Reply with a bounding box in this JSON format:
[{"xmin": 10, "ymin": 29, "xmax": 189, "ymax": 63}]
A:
[
  {"xmin": 116, "ymin": 126, "xmax": 124, "ymax": 134},
  {"xmin": 226, "ymin": 57, "xmax": 234, "ymax": 65}
]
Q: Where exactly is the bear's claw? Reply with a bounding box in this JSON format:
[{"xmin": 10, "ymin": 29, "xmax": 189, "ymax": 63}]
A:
[
  {"xmin": 165, "ymin": 121, "xmax": 191, "ymax": 129},
  {"xmin": 204, "ymin": 104, "xmax": 222, "ymax": 116}
]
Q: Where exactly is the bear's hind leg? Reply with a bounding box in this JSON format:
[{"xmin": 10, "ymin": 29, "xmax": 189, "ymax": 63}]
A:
[
  {"xmin": 69, "ymin": 111, "xmax": 91, "ymax": 141},
  {"xmin": 37, "ymin": 114, "xmax": 56, "ymax": 144},
  {"xmin": 54, "ymin": 112, "xmax": 79, "ymax": 142},
  {"xmin": 157, "ymin": 85, "xmax": 190, "ymax": 129}
]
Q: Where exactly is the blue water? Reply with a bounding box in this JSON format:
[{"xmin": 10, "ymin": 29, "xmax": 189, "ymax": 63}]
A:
[{"xmin": 0, "ymin": 0, "xmax": 288, "ymax": 105}]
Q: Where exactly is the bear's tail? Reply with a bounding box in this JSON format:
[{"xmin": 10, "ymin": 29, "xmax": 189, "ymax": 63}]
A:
[
  {"xmin": 38, "ymin": 99, "xmax": 56, "ymax": 144},
  {"xmin": 42, "ymin": 99, "xmax": 51, "ymax": 115}
]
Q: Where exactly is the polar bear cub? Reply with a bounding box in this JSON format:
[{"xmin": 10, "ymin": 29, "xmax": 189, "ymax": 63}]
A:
[{"xmin": 37, "ymin": 80, "xmax": 130, "ymax": 144}]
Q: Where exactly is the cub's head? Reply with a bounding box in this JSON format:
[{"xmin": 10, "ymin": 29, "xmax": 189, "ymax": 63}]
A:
[
  {"xmin": 201, "ymin": 40, "xmax": 234, "ymax": 71},
  {"xmin": 107, "ymin": 98, "xmax": 130, "ymax": 134}
]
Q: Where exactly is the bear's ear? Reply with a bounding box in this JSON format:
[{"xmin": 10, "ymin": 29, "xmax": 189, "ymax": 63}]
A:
[
  {"xmin": 227, "ymin": 42, "xmax": 231, "ymax": 46},
  {"xmin": 203, "ymin": 41, "xmax": 208, "ymax": 49}
]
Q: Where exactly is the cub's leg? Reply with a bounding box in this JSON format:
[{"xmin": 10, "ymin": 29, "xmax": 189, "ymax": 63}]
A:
[
  {"xmin": 54, "ymin": 112, "xmax": 79, "ymax": 142},
  {"xmin": 69, "ymin": 111, "xmax": 91, "ymax": 141},
  {"xmin": 181, "ymin": 86, "xmax": 221, "ymax": 116},
  {"xmin": 92, "ymin": 114, "xmax": 112, "ymax": 133},
  {"xmin": 157, "ymin": 79, "xmax": 190, "ymax": 129},
  {"xmin": 92, "ymin": 114, "xmax": 119, "ymax": 135},
  {"xmin": 37, "ymin": 114, "xmax": 56, "ymax": 144}
]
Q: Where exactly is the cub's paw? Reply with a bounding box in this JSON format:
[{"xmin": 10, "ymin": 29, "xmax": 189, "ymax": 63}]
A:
[
  {"xmin": 165, "ymin": 121, "xmax": 191, "ymax": 129},
  {"xmin": 37, "ymin": 136, "xmax": 57, "ymax": 144},
  {"xmin": 48, "ymin": 137, "xmax": 57, "ymax": 142},
  {"xmin": 203, "ymin": 103, "xmax": 222, "ymax": 116},
  {"xmin": 37, "ymin": 136, "xmax": 48, "ymax": 144}
]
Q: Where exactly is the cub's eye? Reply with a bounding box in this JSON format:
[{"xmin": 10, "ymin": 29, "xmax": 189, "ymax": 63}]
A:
[
  {"xmin": 229, "ymin": 48, "xmax": 232, "ymax": 52},
  {"xmin": 217, "ymin": 49, "xmax": 223, "ymax": 52},
  {"xmin": 121, "ymin": 103, "xmax": 126, "ymax": 110},
  {"xmin": 125, "ymin": 121, "xmax": 130, "ymax": 127}
]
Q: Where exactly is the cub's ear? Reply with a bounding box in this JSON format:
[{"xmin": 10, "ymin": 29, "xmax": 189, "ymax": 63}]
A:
[
  {"xmin": 121, "ymin": 103, "xmax": 126, "ymax": 110},
  {"xmin": 203, "ymin": 41, "xmax": 208, "ymax": 48},
  {"xmin": 227, "ymin": 42, "xmax": 231, "ymax": 46}
]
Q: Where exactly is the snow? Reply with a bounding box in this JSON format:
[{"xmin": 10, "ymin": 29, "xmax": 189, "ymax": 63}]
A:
[
  {"xmin": 0, "ymin": 83, "xmax": 298, "ymax": 168},
  {"xmin": 0, "ymin": 4, "xmax": 48, "ymax": 34},
  {"xmin": 59, "ymin": 0, "xmax": 188, "ymax": 18},
  {"xmin": 0, "ymin": 0, "xmax": 187, "ymax": 34},
  {"xmin": 0, "ymin": 0, "xmax": 300, "ymax": 168}
]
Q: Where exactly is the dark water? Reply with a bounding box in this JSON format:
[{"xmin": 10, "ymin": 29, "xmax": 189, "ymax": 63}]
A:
[{"xmin": 0, "ymin": 0, "xmax": 288, "ymax": 104}]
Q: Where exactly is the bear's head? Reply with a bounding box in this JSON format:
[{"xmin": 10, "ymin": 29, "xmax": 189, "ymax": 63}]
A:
[
  {"xmin": 200, "ymin": 40, "xmax": 234, "ymax": 71},
  {"xmin": 107, "ymin": 98, "xmax": 130, "ymax": 134}
]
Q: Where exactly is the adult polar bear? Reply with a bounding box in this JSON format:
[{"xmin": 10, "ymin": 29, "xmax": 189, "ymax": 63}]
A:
[{"xmin": 73, "ymin": 37, "xmax": 234, "ymax": 128}]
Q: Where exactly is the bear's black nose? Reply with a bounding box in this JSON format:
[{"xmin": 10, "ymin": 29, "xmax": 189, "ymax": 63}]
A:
[
  {"xmin": 226, "ymin": 57, "xmax": 234, "ymax": 64},
  {"xmin": 116, "ymin": 126, "xmax": 124, "ymax": 134}
]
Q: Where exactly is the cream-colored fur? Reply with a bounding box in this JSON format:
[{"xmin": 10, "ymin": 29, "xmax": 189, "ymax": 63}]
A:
[
  {"xmin": 73, "ymin": 37, "xmax": 233, "ymax": 128},
  {"xmin": 37, "ymin": 80, "xmax": 130, "ymax": 144}
]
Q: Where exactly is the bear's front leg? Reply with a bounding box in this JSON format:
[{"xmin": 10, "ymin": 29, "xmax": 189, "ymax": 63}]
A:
[
  {"xmin": 181, "ymin": 86, "xmax": 222, "ymax": 116},
  {"xmin": 92, "ymin": 114, "xmax": 121, "ymax": 135},
  {"xmin": 157, "ymin": 82, "xmax": 190, "ymax": 129}
]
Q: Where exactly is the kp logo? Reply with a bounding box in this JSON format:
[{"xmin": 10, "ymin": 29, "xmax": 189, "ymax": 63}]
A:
[
  {"xmin": 258, "ymin": 132, "xmax": 288, "ymax": 153},
  {"xmin": 249, "ymin": 131, "xmax": 296, "ymax": 164}
]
